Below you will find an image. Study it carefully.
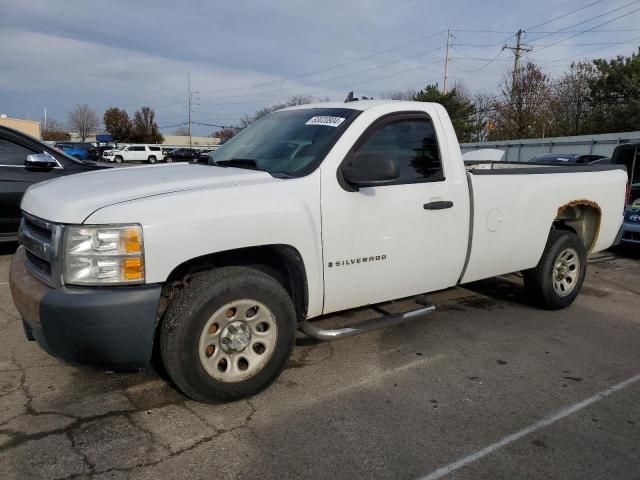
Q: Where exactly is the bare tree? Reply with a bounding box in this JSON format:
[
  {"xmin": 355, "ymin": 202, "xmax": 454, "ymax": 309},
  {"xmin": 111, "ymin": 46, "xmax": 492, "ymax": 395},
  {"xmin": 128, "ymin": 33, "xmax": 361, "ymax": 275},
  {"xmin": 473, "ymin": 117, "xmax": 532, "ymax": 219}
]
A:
[
  {"xmin": 68, "ymin": 104, "xmax": 100, "ymax": 141},
  {"xmin": 41, "ymin": 118, "xmax": 71, "ymax": 141},
  {"xmin": 470, "ymin": 93, "xmax": 495, "ymax": 142},
  {"xmin": 548, "ymin": 61, "xmax": 596, "ymax": 136},
  {"xmin": 490, "ymin": 62, "xmax": 552, "ymax": 140},
  {"xmin": 212, "ymin": 127, "xmax": 240, "ymax": 142},
  {"xmin": 380, "ymin": 88, "xmax": 418, "ymax": 100},
  {"xmin": 240, "ymin": 95, "xmax": 322, "ymax": 126}
]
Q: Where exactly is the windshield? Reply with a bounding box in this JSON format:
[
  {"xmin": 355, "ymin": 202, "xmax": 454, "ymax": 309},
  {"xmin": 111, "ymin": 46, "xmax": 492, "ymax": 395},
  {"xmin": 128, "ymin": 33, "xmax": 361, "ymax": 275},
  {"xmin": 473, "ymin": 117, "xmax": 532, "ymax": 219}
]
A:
[{"xmin": 210, "ymin": 107, "xmax": 360, "ymax": 176}]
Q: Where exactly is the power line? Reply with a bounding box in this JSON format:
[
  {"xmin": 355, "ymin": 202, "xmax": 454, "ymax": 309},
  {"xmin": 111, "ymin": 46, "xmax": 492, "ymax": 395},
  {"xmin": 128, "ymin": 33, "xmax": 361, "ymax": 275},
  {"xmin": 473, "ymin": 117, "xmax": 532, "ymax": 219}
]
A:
[
  {"xmin": 540, "ymin": 34, "xmax": 640, "ymax": 65},
  {"xmin": 529, "ymin": 4, "xmax": 640, "ymax": 55},
  {"xmin": 451, "ymin": 50, "xmax": 508, "ymax": 73},
  {"xmin": 528, "ymin": 28, "xmax": 640, "ymax": 33},
  {"xmin": 197, "ymin": 45, "xmax": 446, "ymax": 104},
  {"xmin": 527, "ymin": 0, "xmax": 640, "ymax": 44},
  {"xmin": 195, "ymin": 30, "xmax": 447, "ymax": 96},
  {"xmin": 199, "ymin": 59, "xmax": 445, "ymax": 108},
  {"xmin": 524, "ymin": 0, "xmax": 605, "ymax": 31}
]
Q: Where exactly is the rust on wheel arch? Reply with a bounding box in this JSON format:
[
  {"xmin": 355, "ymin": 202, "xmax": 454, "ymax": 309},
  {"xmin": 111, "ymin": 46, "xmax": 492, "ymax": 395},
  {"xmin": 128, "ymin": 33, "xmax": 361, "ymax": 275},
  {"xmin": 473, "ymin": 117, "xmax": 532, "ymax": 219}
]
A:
[{"xmin": 555, "ymin": 199, "xmax": 601, "ymax": 253}]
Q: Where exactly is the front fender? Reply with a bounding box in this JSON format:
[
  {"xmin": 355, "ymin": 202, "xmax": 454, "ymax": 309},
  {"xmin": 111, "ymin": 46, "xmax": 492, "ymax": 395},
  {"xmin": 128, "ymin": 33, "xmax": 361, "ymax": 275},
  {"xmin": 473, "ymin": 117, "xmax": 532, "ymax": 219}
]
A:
[{"xmin": 84, "ymin": 173, "xmax": 324, "ymax": 317}]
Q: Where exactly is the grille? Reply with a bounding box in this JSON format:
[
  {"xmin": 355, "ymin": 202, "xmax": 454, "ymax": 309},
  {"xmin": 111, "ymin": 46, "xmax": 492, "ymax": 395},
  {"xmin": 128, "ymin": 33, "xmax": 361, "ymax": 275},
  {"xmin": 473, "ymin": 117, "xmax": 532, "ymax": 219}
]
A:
[
  {"xmin": 19, "ymin": 213, "xmax": 63, "ymax": 287},
  {"xmin": 622, "ymin": 230, "xmax": 640, "ymax": 242}
]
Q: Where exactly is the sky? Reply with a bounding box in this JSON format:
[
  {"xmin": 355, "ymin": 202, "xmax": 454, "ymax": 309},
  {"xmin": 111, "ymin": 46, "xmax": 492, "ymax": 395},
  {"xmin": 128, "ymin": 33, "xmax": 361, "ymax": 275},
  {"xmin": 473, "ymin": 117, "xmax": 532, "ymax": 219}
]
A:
[{"xmin": 1, "ymin": 0, "xmax": 640, "ymax": 135}]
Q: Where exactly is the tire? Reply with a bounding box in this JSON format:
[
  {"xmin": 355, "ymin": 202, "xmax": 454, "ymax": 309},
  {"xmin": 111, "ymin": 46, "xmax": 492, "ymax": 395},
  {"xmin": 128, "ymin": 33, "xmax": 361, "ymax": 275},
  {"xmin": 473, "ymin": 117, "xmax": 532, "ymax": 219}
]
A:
[
  {"xmin": 114, "ymin": 156, "xmax": 123, "ymax": 163},
  {"xmin": 165, "ymin": 156, "xmax": 172, "ymax": 163},
  {"xmin": 523, "ymin": 229, "xmax": 587, "ymax": 310},
  {"xmin": 160, "ymin": 267, "xmax": 296, "ymax": 402},
  {"xmin": 147, "ymin": 156, "xmax": 156, "ymax": 164}
]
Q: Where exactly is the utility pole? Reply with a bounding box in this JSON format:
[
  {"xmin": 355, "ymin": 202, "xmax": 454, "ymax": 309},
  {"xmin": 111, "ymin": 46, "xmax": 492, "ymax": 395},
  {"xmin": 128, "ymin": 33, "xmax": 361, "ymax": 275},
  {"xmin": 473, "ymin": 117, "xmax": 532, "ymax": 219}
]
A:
[
  {"xmin": 44, "ymin": 107, "xmax": 47, "ymax": 131},
  {"xmin": 187, "ymin": 74, "xmax": 200, "ymax": 148},
  {"xmin": 187, "ymin": 74, "xmax": 192, "ymax": 148},
  {"xmin": 443, "ymin": 29, "xmax": 451, "ymax": 94},
  {"xmin": 503, "ymin": 29, "xmax": 532, "ymax": 87}
]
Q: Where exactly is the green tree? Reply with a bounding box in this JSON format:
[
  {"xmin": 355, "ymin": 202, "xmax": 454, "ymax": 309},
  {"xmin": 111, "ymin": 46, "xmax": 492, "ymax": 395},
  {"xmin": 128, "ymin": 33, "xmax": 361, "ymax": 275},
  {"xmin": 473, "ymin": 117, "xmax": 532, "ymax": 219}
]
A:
[
  {"xmin": 131, "ymin": 106, "xmax": 164, "ymax": 144},
  {"xmin": 587, "ymin": 49, "xmax": 640, "ymax": 133},
  {"xmin": 103, "ymin": 107, "xmax": 132, "ymax": 142},
  {"xmin": 414, "ymin": 84, "xmax": 475, "ymax": 142}
]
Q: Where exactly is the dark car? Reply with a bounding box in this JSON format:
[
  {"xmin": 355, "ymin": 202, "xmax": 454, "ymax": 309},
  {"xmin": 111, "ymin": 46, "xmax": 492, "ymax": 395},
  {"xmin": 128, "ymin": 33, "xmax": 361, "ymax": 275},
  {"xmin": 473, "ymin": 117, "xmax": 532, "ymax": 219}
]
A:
[
  {"xmin": 87, "ymin": 145, "xmax": 114, "ymax": 161},
  {"xmin": 528, "ymin": 153, "xmax": 608, "ymax": 165},
  {"xmin": 197, "ymin": 149, "xmax": 214, "ymax": 163},
  {"xmin": 164, "ymin": 148, "xmax": 200, "ymax": 162},
  {"xmin": 0, "ymin": 126, "xmax": 109, "ymax": 242},
  {"xmin": 611, "ymin": 142, "xmax": 640, "ymax": 246},
  {"xmin": 620, "ymin": 186, "xmax": 640, "ymax": 245}
]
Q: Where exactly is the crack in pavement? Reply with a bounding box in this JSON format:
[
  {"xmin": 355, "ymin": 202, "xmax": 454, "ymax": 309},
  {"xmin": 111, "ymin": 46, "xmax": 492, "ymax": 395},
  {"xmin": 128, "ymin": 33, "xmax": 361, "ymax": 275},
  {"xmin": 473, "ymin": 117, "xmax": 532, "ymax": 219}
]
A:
[{"xmin": 55, "ymin": 398, "xmax": 259, "ymax": 479}]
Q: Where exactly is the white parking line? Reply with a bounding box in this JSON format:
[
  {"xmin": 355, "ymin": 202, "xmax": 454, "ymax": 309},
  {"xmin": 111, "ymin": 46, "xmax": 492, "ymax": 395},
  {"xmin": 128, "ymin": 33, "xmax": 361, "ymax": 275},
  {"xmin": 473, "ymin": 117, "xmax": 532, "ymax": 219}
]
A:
[{"xmin": 418, "ymin": 373, "xmax": 640, "ymax": 480}]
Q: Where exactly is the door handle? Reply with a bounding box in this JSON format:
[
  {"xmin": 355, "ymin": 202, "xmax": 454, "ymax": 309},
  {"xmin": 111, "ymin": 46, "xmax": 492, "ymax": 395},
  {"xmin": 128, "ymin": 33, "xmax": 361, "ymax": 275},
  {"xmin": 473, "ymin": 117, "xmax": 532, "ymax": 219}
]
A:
[{"xmin": 423, "ymin": 200, "xmax": 454, "ymax": 210}]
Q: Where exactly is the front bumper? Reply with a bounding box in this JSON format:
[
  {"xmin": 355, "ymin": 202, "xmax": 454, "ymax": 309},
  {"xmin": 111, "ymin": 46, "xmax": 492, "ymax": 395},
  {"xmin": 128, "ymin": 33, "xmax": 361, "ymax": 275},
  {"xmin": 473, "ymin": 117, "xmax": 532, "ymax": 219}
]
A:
[
  {"xmin": 620, "ymin": 221, "xmax": 640, "ymax": 245},
  {"xmin": 10, "ymin": 247, "xmax": 162, "ymax": 370}
]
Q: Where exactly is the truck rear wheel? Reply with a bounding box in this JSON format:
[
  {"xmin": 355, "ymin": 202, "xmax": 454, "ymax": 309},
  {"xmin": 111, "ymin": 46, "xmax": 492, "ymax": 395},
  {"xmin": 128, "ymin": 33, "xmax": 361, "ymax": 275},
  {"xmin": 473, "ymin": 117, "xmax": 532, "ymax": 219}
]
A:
[
  {"xmin": 523, "ymin": 230, "xmax": 587, "ymax": 310},
  {"xmin": 147, "ymin": 156, "xmax": 156, "ymax": 164},
  {"xmin": 160, "ymin": 267, "xmax": 296, "ymax": 402}
]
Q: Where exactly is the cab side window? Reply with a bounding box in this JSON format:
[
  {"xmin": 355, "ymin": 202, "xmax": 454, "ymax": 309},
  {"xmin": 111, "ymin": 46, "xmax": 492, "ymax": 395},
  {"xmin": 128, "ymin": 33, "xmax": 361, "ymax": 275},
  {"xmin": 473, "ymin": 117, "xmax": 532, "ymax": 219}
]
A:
[
  {"xmin": 351, "ymin": 117, "xmax": 443, "ymax": 184},
  {"xmin": 0, "ymin": 138, "xmax": 36, "ymax": 166}
]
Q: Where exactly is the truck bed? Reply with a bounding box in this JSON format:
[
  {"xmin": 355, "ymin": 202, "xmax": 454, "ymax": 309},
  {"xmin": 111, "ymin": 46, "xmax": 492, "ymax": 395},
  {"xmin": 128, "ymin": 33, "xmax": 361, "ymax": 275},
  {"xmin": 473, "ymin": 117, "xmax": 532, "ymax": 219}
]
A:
[{"xmin": 460, "ymin": 163, "xmax": 627, "ymax": 284}]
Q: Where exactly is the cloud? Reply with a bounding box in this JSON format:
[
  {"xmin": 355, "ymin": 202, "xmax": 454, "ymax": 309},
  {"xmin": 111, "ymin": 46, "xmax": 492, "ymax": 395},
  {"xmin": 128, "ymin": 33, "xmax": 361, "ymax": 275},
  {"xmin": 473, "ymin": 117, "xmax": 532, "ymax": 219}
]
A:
[{"xmin": 1, "ymin": 0, "xmax": 639, "ymax": 133}]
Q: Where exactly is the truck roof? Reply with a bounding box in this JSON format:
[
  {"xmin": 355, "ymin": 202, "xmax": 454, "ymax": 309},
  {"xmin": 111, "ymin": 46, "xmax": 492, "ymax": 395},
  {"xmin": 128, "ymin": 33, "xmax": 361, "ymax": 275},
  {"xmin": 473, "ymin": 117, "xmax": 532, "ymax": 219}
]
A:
[{"xmin": 280, "ymin": 99, "xmax": 426, "ymax": 112}]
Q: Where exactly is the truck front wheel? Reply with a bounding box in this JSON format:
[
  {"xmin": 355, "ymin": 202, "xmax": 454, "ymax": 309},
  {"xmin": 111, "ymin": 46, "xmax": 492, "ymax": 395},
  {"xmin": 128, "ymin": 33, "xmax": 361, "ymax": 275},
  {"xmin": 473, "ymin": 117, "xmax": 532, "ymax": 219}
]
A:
[
  {"xmin": 523, "ymin": 230, "xmax": 587, "ymax": 310},
  {"xmin": 160, "ymin": 267, "xmax": 296, "ymax": 402}
]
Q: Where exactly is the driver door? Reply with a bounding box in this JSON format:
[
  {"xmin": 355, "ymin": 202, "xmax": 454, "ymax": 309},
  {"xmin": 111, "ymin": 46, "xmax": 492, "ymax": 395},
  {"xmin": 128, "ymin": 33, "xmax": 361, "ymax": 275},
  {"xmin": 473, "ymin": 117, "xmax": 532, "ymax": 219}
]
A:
[{"xmin": 320, "ymin": 112, "xmax": 469, "ymax": 314}]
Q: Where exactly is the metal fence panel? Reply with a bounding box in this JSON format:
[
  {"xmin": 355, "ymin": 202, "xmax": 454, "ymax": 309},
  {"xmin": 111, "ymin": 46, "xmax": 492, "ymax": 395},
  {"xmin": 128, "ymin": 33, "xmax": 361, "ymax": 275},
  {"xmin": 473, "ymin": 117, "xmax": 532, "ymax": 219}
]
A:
[{"xmin": 461, "ymin": 131, "xmax": 640, "ymax": 162}]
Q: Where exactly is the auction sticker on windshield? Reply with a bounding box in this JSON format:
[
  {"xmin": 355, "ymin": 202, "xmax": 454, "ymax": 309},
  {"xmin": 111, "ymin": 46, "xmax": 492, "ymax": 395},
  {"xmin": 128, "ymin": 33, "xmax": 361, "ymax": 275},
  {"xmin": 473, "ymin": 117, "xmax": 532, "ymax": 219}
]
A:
[{"xmin": 305, "ymin": 116, "xmax": 345, "ymax": 127}]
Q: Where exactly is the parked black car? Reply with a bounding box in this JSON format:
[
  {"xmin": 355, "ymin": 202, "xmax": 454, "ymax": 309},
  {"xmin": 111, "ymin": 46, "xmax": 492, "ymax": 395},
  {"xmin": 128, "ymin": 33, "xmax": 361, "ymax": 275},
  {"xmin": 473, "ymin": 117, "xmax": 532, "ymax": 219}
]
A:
[
  {"xmin": 197, "ymin": 149, "xmax": 214, "ymax": 163},
  {"xmin": 164, "ymin": 148, "xmax": 200, "ymax": 162},
  {"xmin": 528, "ymin": 153, "xmax": 608, "ymax": 165},
  {"xmin": 0, "ymin": 126, "xmax": 109, "ymax": 242},
  {"xmin": 87, "ymin": 145, "xmax": 114, "ymax": 161}
]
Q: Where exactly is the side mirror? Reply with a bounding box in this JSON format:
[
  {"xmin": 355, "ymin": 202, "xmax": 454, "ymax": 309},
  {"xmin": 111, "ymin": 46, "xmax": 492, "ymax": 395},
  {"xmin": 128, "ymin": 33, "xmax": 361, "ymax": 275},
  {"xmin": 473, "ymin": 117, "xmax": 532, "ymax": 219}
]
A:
[
  {"xmin": 25, "ymin": 152, "xmax": 59, "ymax": 170},
  {"xmin": 342, "ymin": 153, "xmax": 399, "ymax": 188}
]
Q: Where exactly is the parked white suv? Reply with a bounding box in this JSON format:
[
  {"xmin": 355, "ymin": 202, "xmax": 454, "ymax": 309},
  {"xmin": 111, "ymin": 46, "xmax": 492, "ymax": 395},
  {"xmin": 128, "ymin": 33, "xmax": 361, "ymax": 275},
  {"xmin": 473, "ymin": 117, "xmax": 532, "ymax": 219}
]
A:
[{"xmin": 102, "ymin": 145, "xmax": 164, "ymax": 164}]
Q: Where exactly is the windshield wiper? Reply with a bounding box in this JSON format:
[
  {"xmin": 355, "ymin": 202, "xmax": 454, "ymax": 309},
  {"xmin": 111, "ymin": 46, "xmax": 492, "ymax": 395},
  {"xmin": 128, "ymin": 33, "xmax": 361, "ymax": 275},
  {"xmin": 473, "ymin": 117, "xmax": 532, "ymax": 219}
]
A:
[{"xmin": 215, "ymin": 159, "xmax": 260, "ymax": 170}]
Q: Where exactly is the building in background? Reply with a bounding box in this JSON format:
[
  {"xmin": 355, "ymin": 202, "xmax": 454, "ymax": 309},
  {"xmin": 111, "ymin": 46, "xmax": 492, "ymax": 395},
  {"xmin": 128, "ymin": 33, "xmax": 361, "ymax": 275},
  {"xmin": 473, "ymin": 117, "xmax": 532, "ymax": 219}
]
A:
[
  {"xmin": 0, "ymin": 114, "xmax": 41, "ymax": 138},
  {"xmin": 162, "ymin": 135, "xmax": 220, "ymax": 147}
]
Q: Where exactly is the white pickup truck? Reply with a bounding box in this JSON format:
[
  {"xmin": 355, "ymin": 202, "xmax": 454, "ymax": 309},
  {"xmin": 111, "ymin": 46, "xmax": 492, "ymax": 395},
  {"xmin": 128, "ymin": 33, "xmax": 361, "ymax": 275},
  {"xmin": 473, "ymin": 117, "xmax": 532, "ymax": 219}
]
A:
[{"xmin": 10, "ymin": 101, "xmax": 627, "ymax": 402}]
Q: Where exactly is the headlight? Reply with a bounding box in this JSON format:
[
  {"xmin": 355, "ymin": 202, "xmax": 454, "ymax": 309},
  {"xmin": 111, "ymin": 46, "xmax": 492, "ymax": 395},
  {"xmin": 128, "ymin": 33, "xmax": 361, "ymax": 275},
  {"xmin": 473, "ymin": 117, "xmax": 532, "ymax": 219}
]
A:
[{"xmin": 63, "ymin": 225, "xmax": 145, "ymax": 285}]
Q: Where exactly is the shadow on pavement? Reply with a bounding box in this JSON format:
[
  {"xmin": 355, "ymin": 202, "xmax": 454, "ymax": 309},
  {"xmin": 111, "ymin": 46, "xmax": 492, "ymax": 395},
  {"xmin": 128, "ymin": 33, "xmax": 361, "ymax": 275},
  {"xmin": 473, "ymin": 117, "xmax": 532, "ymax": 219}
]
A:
[{"xmin": 0, "ymin": 242, "xmax": 19, "ymax": 256}]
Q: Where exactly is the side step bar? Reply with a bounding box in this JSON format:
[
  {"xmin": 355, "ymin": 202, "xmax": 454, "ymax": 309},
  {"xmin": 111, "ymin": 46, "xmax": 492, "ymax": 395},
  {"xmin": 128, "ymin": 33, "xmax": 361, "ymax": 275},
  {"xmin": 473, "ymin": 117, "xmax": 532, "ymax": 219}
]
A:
[{"xmin": 299, "ymin": 303, "xmax": 436, "ymax": 341}]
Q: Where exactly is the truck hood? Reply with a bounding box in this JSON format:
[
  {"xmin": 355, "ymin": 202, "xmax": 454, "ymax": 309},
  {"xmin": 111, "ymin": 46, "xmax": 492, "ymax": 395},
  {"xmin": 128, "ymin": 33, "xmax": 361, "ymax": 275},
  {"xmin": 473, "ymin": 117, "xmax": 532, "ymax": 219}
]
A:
[{"xmin": 21, "ymin": 163, "xmax": 276, "ymax": 224}]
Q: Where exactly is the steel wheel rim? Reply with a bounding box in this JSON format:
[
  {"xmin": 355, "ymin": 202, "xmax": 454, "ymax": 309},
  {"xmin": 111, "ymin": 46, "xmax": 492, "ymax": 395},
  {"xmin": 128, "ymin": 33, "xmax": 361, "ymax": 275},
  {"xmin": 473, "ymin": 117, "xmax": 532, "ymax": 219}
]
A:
[
  {"xmin": 198, "ymin": 299, "xmax": 278, "ymax": 383},
  {"xmin": 552, "ymin": 247, "xmax": 580, "ymax": 297}
]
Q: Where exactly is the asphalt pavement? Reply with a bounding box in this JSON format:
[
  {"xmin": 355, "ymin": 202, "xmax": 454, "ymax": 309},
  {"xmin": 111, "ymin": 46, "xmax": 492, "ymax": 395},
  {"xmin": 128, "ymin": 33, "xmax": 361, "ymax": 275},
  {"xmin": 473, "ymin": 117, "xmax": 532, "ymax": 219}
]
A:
[{"xmin": 0, "ymin": 242, "xmax": 639, "ymax": 480}]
